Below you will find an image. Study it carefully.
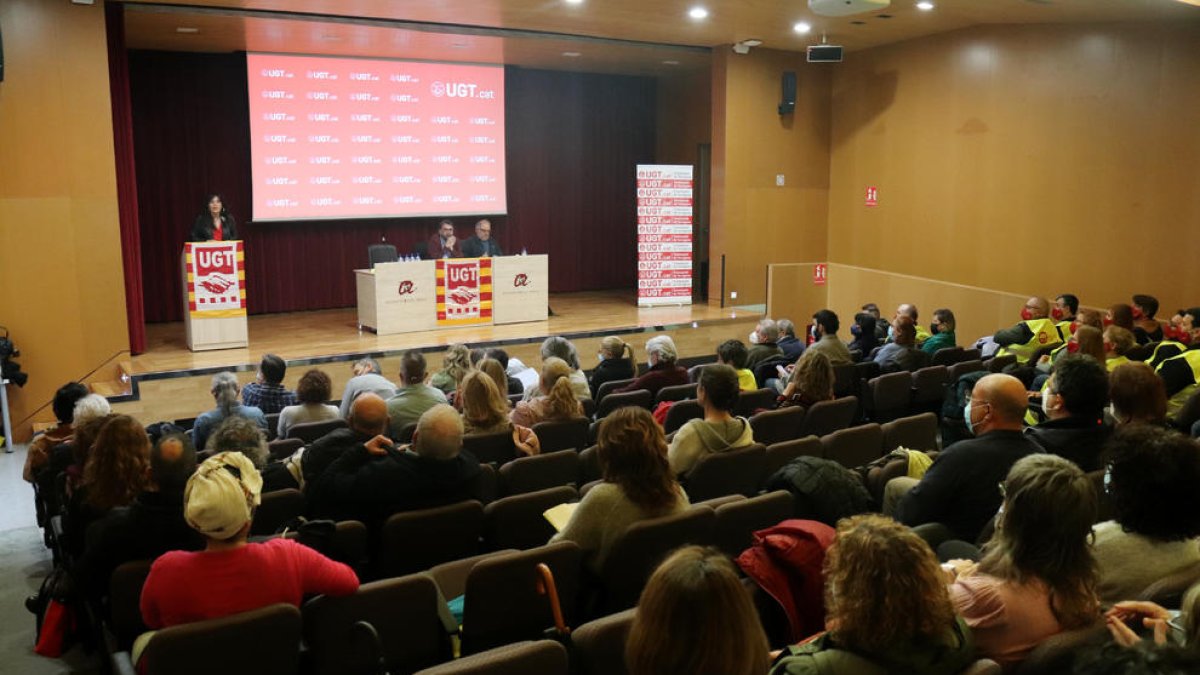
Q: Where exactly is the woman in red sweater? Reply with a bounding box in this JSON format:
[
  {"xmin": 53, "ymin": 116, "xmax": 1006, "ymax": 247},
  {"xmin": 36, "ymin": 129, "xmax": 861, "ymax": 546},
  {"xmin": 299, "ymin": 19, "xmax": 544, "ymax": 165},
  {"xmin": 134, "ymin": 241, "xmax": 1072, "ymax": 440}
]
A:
[{"xmin": 140, "ymin": 452, "xmax": 358, "ymax": 630}]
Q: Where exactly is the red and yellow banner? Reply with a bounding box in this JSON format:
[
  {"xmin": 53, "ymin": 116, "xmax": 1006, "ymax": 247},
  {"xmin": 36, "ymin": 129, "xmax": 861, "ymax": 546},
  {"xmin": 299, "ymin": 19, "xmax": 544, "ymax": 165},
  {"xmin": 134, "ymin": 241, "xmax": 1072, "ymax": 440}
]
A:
[
  {"xmin": 436, "ymin": 257, "xmax": 492, "ymax": 326},
  {"xmin": 636, "ymin": 165, "xmax": 693, "ymax": 307},
  {"xmin": 185, "ymin": 241, "xmax": 247, "ymax": 318}
]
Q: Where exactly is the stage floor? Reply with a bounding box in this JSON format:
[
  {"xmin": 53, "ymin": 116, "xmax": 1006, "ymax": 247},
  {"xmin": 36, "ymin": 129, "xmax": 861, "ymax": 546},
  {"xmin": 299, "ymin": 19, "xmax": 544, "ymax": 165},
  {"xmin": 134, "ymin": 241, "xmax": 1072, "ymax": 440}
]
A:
[{"xmin": 134, "ymin": 290, "xmax": 758, "ymax": 376}]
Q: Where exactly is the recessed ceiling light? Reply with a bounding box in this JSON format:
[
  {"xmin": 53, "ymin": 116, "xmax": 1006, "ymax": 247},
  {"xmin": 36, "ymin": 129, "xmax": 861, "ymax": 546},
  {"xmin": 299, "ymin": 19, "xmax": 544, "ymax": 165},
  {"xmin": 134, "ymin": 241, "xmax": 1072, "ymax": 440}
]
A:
[
  {"xmin": 562, "ymin": 51, "xmax": 582, "ymax": 57},
  {"xmin": 565, "ymin": 0, "xmax": 585, "ymax": 4},
  {"xmin": 662, "ymin": 60, "xmax": 680, "ymax": 65},
  {"xmin": 793, "ymin": 22, "xmax": 812, "ymax": 34},
  {"xmin": 916, "ymin": 1, "xmax": 935, "ymax": 9},
  {"xmin": 175, "ymin": 27, "xmax": 200, "ymax": 34},
  {"xmin": 688, "ymin": 6, "xmax": 709, "ymax": 20}
]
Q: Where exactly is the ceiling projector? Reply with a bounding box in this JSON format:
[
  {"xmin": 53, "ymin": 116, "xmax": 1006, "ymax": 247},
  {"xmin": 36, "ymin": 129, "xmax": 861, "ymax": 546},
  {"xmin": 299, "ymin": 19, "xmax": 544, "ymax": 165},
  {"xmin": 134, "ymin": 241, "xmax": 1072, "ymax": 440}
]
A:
[{"xmin": 808, "ymin": 0, "xmax": 890, "ymax": 16}]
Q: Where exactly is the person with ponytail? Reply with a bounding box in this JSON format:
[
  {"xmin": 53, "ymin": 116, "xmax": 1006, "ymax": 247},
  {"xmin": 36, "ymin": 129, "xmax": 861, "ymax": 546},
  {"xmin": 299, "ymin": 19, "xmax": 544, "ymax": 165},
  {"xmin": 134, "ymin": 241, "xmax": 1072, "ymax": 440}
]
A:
[
  {"xmin": 192, "ymin": 372, "xmax": 267, "ymax": 451},
  {"xmin": 590, "ymin": 335, "xmax": 637, "ymax": 398},
  {"xmin": 510, "ymin": 357, "xmax": 585, "ymax": 427}
]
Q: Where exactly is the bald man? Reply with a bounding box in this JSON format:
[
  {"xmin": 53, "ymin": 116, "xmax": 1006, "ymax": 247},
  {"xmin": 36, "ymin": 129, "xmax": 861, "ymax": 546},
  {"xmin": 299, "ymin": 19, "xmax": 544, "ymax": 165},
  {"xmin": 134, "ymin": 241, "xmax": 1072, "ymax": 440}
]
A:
[
  {"xmin": 308, "ymin": 404, "xmax": 481, "ymax": 525},
  {"xmin": 890, "ymin": 374, "xmax": 1042, "ymax": 542},
  {"xmin": 295, "ymin": 393, "xmax": 391, "ymax": 492},
  {"xmin": 994, "ymin": 296, "xmax": 1063, "ymax": 364},
  {"xmin": 894, "ymin": 303, "xmax": 932, "ymax": 346}
]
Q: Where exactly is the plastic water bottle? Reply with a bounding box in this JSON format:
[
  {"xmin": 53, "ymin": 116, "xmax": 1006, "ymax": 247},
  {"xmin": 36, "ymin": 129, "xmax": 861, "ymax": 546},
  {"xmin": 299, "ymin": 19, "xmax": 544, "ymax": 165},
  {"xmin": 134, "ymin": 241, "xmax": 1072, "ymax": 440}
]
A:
[{"xmin": 521, "ymin": 247, "xmax": 527, "ymax": 256}]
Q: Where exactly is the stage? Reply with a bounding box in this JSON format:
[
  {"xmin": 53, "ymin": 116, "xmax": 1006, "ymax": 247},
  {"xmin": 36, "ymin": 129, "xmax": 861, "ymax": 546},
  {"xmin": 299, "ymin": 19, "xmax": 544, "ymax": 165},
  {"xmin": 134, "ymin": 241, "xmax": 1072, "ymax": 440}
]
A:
[{"xmin": 111, "ymin": 290, "xmax": 764, "ymax": 424}]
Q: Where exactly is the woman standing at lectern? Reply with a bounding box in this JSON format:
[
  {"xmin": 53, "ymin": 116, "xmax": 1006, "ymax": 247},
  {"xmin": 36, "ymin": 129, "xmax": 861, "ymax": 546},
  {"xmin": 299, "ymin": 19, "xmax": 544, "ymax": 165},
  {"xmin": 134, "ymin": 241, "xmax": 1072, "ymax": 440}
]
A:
[{"xmin": 190, "ymin": 194, "xmax": 238, "ymax": 242}]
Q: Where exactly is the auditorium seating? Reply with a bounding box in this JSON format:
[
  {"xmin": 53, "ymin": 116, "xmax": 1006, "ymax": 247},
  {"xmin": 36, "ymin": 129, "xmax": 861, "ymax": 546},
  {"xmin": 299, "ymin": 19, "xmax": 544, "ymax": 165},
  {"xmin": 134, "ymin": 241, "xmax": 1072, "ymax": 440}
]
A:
[
  {"xmin": 570, "ymin": 608, "xmax": 635, "ymax": 675},
  {"xmin": 822, "ymin": 424, "xmax": 886, "ymax": 469},
  {"xmin": 655, "ymin": 382, "xmax": 697, "ymax": 404},
  {"xmin": 530, "ymin": 417, "xmax": 589, "ymax": 454},
  {"xmin": 598, "ymin": 507, "xmax": 715, "ymax": 613},
  {"xmin": 414, "ymin": 640, "xmax": 569, "ymax": 675},
  {"xmin": 498, "ymin": 450, "xmax": 579, "ymax": 496},
  {"xmin": 250, "ymin": 488, "xmax": 305, "ymax": 536},
  {"xmin": 949, "ymin": 359, "xmax": 986, "ymax": 381},
  {"xmin": 734, "ymin": 387, "xmax": 777, "ymax": 417},
  {"xmin": 682, "ymin": 444, "xmax": 767, "ymax": 502},
  {"xmin": 1013, "ymin": 620, "xmax": 1107, "ymax": 675},
  {"xmin": 881, "ymin": 412, "xmax": 939, "ymax": 453},
  {"xmin": 797, "ymin": 396, "xmax": 858, "ymax": 438},
  {"xmin": 463, "ymin": 430, "xmax": 518, "ymax": 465},
  {"xmin": 594, "ymin": 379, "xmax": 634, "ymax": 404},
  {"xmin": 285, "ymin": 418, "xmax": 347, "ymax": 443},
  {"xmin": 748, "ymin": 406, "xmax": 806, "ymax": 446},
  {"xmin": 866, "ymin": 371, "xmax": 914, "ymax": 423},
  {"xmin": 267, "ymin": 437, "xmax": 302, "ymax": 461},
  {"xmin": 377, "ymin": 500, "xmax": 485, "ymax": 577},
  {"xmin": 483, "ymin": 486, "xmax": 576, "ymax": 551},
  {"xmin": 764, "ymin": 436, "xmax": 823, "ymax": 478},
  {"xmin": 711, "ymin": 491, "xmax": 794, "ymax": 558},
  {"xmin": 662, "ymin": 399, "xmax": 703, "ymax": 434},
  {"xmin": 594, "ymin": 389, "xmax": 652, "ymax": 419}
]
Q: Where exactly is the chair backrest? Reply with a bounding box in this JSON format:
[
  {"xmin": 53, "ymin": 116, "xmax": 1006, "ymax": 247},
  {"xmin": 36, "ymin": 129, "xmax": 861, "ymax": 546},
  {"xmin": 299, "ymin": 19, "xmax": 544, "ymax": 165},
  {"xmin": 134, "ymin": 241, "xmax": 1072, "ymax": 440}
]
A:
[
  {"xmin": 594, "ymin": 379, "xmax": 635, "ymax": 404},
  {"xmin": 578, "ymin": 445, "xmax": 602, "ymax": 485},
  {"xmin": 1085, "ymin": 470, "xmax": 1114, "ymax": 523},
  {"xmin": 853, "ymin": 360, "xmax": 881, "ymax": 386},
  {"xmin": 264, "ymin": 413, "xmax": 280, "ymax": 440},
  {"xmin": 368, "ymin": 243, "xmax": 398, "ymax": 268},
  {"xmin": 303, "ymin": 573, "xmax": 452, "ymax": 675},
  {"xmin": 880, "ymin": 412, "xmax": 939, "ymax": 453},
  {"xmin": 580, "ymin": 397, "xmax": 597, "ymax": 419},
  {"xmin": 832, "ymin": 363, "xmax": 858, "ymax": 398},
  {"xmin": 867, "ymin": 371, "xmax": 914, "ymax": 423},
  {"xmin": 988, "ymin": 354, "xmax": 1018, "ymax": 372},
  {"xmin": 413, "ymin": 640, "xmax": 569, "ymax": 675},
  {"xmin": 948, "ymin": 359, "xmax": 986, "ymax": 381},
  {"xmin": 734, "ymin": 388, "xmax": 777, "ymax": 417},
  {"xmin": 140, "ymin": 603, "xmax": 301, "ymax": 675},
  {"xmin": 713, "ymin": 490, "xmax": 795, "ymax": 557},
  {"xmin": 377, "ymin": 500, "xmax": 485, "ymax": 577},
  {"xmin": 655, "ymin": 382, "xmax": 698, "ymax": 404},
  {"xmin": 1013, "ymin": 621, "xmax": 1106, "ymax": 675},
  {"xmin": 499, "ymin": 450, "xmax": 580, "ymax": 496},
  {"xmin": 483, "ymin": 485, "xmax": 577, "ymax": 551},
  {"xmin": 286, "ymin": 418, "xmax": 348, "ymax": 443},
  {"xmin": 911, "ymin": 365, "xmax": 951, "ymax": 413},
  {"xmin": 109, "ymin": 559, "xmax": 153, "ymax": 651},
  {"xmin": 267, "ymin": 437, "xmax": 303, "ymax": 461},
  {"xmin": 764, "ymin": 436, "xmax": 823, "ymax": 478},
  {"xmin": 463, "ymin": 430, "xmax": 518, "ymax": 465},
  {"xmin": 931, "ymin": 347, "xmax": 965, "ymax": 367},
  {"xmin": 961, "ymin": 348, "xmax": 983, "ymax": 361},
  {"xmin": 663, "ymin": 399, "xmax": 704, "ymax": 434},
  {"xmin": 821, "ymin": 424, "xmax": 885, "ymax": 469},
  {"xmin": 595, "ymin": 389, "xmax": 653, "ymax": 420},
  {"xmin": 687, "ymin": 363, "xmax": 714, "ymax": 383},
  {"xmin": 530, "ymin": 418, "xmax": 590, "ymax": 454},
  {"xmin": 748, "ymin": 406, "xmax": 806, "ymax": 447},
  {"xmin": 683, "ymin": 443, "xmax": 768, "ymax": 502},
  {"xmin": 960, "ymin": 659, "xmax": 1003, "ymax": 675},
  {"xmin": 600, "ymin": 507, "xmax": 716, "ymax": 612},
  {"xmin": 797, "ymin": 396, "xmax": 857, "ymax": 438},
  {"xmin": 251, "ymin": 488, "xmax": 305, "ymax": 536},
  {"xmin": 570, "ymin": 609, "xmax": 636, "ymax": 675},
  {"xmin": 460, "ymin": 541, "xmax": 583, "ymax": 655}
]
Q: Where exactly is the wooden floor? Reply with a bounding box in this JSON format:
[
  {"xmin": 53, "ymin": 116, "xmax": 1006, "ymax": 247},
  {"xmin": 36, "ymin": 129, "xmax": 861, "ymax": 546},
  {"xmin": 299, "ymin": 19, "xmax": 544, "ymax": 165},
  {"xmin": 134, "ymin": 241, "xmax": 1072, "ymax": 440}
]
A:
[{"xmin": 114, "ymin": 291, "xmax": 763, "ymax": 425}]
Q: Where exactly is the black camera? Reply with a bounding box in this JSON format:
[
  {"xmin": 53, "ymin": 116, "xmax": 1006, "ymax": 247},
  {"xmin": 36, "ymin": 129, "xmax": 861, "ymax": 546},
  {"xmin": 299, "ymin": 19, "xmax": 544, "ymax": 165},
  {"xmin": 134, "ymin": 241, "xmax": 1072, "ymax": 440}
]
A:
[{"xmin": 0, "ymin": 326, "xmax": 28, "ymax": 388}]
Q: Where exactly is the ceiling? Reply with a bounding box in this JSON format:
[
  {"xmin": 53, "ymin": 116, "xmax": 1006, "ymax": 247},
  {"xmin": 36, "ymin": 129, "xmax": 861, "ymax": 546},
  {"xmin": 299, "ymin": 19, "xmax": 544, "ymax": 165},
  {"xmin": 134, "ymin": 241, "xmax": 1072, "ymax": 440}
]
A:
[{"xmin": 122, "ymin": 0, "xmax": 1200, "ymax": 76}]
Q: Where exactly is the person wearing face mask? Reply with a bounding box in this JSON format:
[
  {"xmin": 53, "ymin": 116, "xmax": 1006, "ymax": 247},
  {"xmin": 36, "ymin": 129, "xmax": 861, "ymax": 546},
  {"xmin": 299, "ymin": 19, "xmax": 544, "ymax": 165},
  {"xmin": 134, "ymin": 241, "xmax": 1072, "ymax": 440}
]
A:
[
  {"xmin": 872, "ymin": 316, "xmax": 925, "ymax": 373},
  {"xmin": 921, "ymin": 309, "xmax": 957, "ymax": 356},
  {"xmin": 806, "ymin": 309, "xmax": 854, "ymax": 366},
  {"xmin": 776, "ymin": 319, "xmax": 805, "ymax": 361},
  {"xmin": 1105, "ymin": 303, "xmax": 1136, "ymax": 332},
  {"xmin": 847, "ymin": 312, "xmax": 880, "ymax": 362},
  {"xmin": 861, "ymin": 303, "xmax": 889, "ymax": 343},
  {"xmin": 1155, "ymin": 310, "xmax": 1200, "ymax": 417},
  {"xmin": 589, "ymin": 336, "xmax": 637, "ymax": 399},
  {"xmin": 1130, "ymin": 294, "xmax": 1164, "ymax": 344},
  {"xmin": 887, "ymin": 374, "xmax": 1041, "ymax": 544},
  {"xmin": 1051, "ymin": 294, "xmax": 1079, "ymax": 340},
  {"xmin": 745, "ymin": 319, "xmax": 784, "ymax": 371},
  {"xmin": 1103, "ymin": 326, "xmax": 1137, "ymax": 371},
  {"xmin": 893, "ymin": 304, "xmax": 932, "ymax": 347},
  {"xmin": 1023, "ymin": 355, "xmax": 1112, "ymax": 472},
  {"xmin": 616, "ymin": 335, "xmax": 689, "ymax": 398},
  {"xmin": 993, "ymin": 297, "xmax": 1062, "ymax": 364}
]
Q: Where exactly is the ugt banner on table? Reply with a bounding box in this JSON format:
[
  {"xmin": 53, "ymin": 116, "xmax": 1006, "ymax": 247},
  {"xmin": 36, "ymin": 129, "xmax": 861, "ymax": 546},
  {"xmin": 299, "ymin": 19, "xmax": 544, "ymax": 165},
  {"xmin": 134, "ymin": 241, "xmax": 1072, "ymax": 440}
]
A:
[
  {"xmin": 185, "ymin": 241, "xmax": 246, "ymax": 318},
  {"xmin": 437, "ymin": 257, "xmax": 493, "ymax": 326},
  {"xmin": 636, "ymin": 164, "xmax": 693, "ymax": 307}
]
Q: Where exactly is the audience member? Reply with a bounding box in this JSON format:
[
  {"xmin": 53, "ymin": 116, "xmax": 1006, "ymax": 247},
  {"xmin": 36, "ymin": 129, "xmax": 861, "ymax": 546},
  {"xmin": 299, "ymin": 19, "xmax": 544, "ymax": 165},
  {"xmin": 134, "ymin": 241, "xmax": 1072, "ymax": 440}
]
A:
[
  {"xmin": 944, "ymin": 454, "xmax": 1099, "ymax": 669},
  {"xmin": 846, "ymin": 312, "xmax": 879, "ymax": 363},
  {"xmin": 208, "ymin": 415, "xmax": 270, "ymax": 468},
  {"xmin": 778, "ymin": 350, "xmax": 835, "ymax": 409},
  {"xmin": 510, "ymin": 357, "xmax": 584, "ymax": 427},
  {"xmin": 1156, "ymin": 342, "xmax": 1200, "ymax": 418},
  {"xmin": 276, "ymin": 369, "xmax": 339, "ymax": 439},
  {"xmin": 667, "ymin": 364, "xmax": 753, "ymax": 476},
  {"xmin": 862, "ymin": 303, "xmax": 888, "ymax": 342},
  {"xmin": 460, "ymin": 218, "xmax": 503, "ymax": 257},
  {"xmin": 776, "ymin": 319, "xmax": 805, "ymax": 360},
  {"xmin": 294, "ymin": 393, "xmax": 391, "ymax": 493},
  {"xmin": 309, "ymin": 404, "xmax": 482, "ymax": 525},
  {"xmin": 1132, "ymin": 294, "xmax": 1165, "ymax": 344},
  {"xmin": 23, "ymin": 381, "xmax": 89, "ymax": 483},
  {"xmin": 485, "ymin": 348, "xmax": 526, "ymax": 396},
  {"xmin": 1109, "ymin": 363, "xmax": 1169, "ymax": 428},
  {"xmin": 533, "ymin": 336, "xmax": 592, "ymax": 400},
  {"xmin": 552, "ymin": 407, "xmax": 689, "ymax": 572},
  {"xmin": 1163, "ymin": 307, "xmax": 1200, "ymax": 347},
  {"xmin": 615, "ymin": 335, "xmax": 689, "ymax": 397},
  {"xmin": 1024, "ymin": 355, "xmax": 1112, "ymax": 471},
  {"xmin": 1104, "ymin": 325, "xmax": 1137, "ymax": 371},
  {"xmin": 716, "ymin": 339, "xmax": 757, "ymax": 391},
  {"xmin": 1053, "ymin": 293, "xmax": 1080, "ymax": 332},
  {"xmin": 239, "ymin": 354, "xmax": 296, "ymax": 415},
  {"xmin": 746, "ymin": 319, "xmax": 784, "ymax": 370},
  {"xmin": 474, "ymin": 357, "xmax": 512, "ymax": 407},
  {"xmin": 873, "ymin": 315, "xmax": 924, "ymax": 372},
  {"xmin": 893, "ymin": 303, "xmax": 932, "ymax": 346},
  {"xmin": 387, "ymin": 350, "xmax": 448, "ymax": 439},
  {"xmin": 458, "ymin": 370, "xmax": 513, "ymax": 434},
  {"xmin": 427, "ymin": 218, "xmax": 462, "ymax": 259},
  {"xmin": 1043, "ymin": 324, "xmax": 1106, "ymax": 373},
  {"xmin": 770, "ymin": 515, "xmax": 973, "ymax": 675},
  {"xmin": 338, "ymin": 358, "xmax": 397, "ymax": 418},
  {"xmin": 628, "ymin": 546, "xmax": 769, "ymax": 675},
  {"xmin": 139, "ymin": 452, "xmax": 358, "ymax": 631},
  {"xmin": 1104, "ymin": 585, "xmax": 1200, "ymax": 651},
  {"xmin": 890, "ymin": 374, "xmax": 1041, "ymax": 542},
  {"xmin": 994, "ymin": 296, "xmax": 1062, "ymax": 364},
  {"xmin": 589, "ymin": 336, "xmax": 637, "ymax": 398},
  {"xmin": 807, "ymin": 310, "xmax": 854, "ymax": 366},
  {"xmin": 1107, "ymin": 303, "xmax": 1136, "ymax": 331},
  {"xmin": 66, "ymin": 415, "xmax": 152, "ymax": 556},
  {"xmin": 921, "ymin": 308, "xmax": 957, "ymax": 356},
  {"xmin": 1092, "ymin": 426, "xmax": 1200, "ymax": 603},
  {"xmin": 430, "ymin": 344, "xmax": 472, "ymax": 396}
]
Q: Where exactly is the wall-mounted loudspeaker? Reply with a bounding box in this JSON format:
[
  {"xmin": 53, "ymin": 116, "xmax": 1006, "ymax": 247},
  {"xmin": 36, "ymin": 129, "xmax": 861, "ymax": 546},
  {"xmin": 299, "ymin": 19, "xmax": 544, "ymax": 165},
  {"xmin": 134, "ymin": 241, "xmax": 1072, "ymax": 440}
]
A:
[
  {"xmin": 778, "ymin": 71, "xmax": 796, "ymax": 115},
  {"xmin": 807, "ymin": 45, "xmax": 844, "ymax": 63}
]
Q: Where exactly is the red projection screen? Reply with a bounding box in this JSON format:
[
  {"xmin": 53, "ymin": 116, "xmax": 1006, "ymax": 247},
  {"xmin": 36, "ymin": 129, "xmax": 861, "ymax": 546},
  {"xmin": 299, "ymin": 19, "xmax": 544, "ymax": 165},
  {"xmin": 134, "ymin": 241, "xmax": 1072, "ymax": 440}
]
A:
[{"xmin": 247, "ymin": 53, "xmax": 506, "ymax": 221}]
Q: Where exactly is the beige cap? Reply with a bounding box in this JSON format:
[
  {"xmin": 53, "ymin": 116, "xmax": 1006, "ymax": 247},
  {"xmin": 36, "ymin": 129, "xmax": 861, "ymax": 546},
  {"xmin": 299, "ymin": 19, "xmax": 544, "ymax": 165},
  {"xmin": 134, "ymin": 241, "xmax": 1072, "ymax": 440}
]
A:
[{"xmin": 184, "ymin": 451, "xmax": 263, "ymax": 540}]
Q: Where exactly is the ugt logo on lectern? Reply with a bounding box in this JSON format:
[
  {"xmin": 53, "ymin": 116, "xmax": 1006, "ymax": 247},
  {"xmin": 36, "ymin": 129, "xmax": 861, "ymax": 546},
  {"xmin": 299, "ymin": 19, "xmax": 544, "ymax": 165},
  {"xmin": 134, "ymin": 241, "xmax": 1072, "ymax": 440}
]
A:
[
  {"xmin": 397, "ymin": 280, "xmax": 415, "ymax": 296},
  {"xmin": 513, "ymin": 274, "xmax": 530, "ymax": 288}
]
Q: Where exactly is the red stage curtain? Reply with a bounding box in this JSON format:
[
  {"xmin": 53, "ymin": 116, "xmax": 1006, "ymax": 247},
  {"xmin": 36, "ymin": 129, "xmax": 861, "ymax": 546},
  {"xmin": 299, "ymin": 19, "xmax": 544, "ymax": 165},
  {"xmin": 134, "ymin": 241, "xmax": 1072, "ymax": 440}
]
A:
[
  {"xmin": 105, "ymin": 3, "xmax": 146, "ymax": 353},
  {"xmin": 128, "ymin": 52, "xmax": 656, "ymax": 323}
]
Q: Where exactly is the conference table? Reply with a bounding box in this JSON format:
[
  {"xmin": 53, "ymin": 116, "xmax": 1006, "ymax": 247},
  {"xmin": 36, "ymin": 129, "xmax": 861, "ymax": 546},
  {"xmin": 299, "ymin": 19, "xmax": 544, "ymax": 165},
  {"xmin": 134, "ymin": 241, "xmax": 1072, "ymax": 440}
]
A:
[{"xmin": 356, "ymin": 254, "xmax": 548, "ymax": 335}]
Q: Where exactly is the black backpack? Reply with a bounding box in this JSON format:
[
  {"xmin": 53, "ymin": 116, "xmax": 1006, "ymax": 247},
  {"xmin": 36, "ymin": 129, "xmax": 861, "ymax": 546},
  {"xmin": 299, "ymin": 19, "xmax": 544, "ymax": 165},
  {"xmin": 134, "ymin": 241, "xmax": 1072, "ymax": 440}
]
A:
[{"xmin": 764, "ymin": 456, "xmax": 872, "ymax": 527}]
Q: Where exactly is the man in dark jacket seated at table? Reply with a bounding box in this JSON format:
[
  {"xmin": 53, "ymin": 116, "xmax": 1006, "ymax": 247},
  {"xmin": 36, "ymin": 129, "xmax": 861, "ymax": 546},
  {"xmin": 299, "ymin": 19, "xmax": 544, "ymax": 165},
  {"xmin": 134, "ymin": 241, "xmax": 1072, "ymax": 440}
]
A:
[
  {"xmin": 308, "ymin": 404, "xmax": 482, "ymax": 527},
  {"xmin": 1023, "ymin": 354, "xmax": 1112, "ymax": 472},
  {"xmin": 460, "ymin": 219, "xmax": 504, "ymax": 258}
]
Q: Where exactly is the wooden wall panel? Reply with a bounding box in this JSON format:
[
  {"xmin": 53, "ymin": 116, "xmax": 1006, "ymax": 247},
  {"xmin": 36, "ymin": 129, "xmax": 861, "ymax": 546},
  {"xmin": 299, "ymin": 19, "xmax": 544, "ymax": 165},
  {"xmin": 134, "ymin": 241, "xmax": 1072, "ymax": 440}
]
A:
[
  {"xmin": 655, "ymin": 69, "xmax": 712, "ymax": 166},
  {"xmin": 0, "ymin": 0, "xmax": 129, "ymax": 439},
  {"xmin": 766, "ymin": 263, "xmax": 830, "ymax": 329},
  {"xmin": 828, "ymin": 21, "xmax": 1200, "ymax": 316}
]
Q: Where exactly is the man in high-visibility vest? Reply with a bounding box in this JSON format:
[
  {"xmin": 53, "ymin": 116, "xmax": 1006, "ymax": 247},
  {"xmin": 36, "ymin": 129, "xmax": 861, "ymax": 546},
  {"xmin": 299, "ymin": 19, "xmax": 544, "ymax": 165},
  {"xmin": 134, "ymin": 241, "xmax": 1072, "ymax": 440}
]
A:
[
  {"xmin": 1052, "ymin": 294, "xmax": 1079, "ymax": 341},
  {"xmin": 994, "ymin": 297, "xmax": 1063, "ymax": 364},
  {"xmin": 1157, "ymin": 307, "xmax": 1200, "ymax": 417}
]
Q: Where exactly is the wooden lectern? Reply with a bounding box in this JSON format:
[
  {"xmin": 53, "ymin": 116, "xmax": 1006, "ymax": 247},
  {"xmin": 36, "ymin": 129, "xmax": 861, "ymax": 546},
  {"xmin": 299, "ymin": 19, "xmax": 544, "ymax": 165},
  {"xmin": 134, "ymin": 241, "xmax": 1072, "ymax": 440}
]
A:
[{"xmin": 182, "ymin": 241, "xmax": 248, "ymax": 351}]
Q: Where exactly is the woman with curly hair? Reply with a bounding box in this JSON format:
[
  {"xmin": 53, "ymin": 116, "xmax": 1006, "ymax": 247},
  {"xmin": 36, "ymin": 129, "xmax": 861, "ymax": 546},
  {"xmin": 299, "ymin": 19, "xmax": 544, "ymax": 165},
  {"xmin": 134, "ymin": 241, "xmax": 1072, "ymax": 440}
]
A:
[
  {"xmin": 276, "ymin": 369, "xmax": 339, "ymax": 439},
  {"xmin": 551, "ymin": 406, "xmax": 688, "ymax": 572},
  {"xmin": 458, "ymin": 369, "xmax": 513, "ymax": 435},
  {"xmin": 510, "ymin": 357, "xmax": 584, "ymax": 428},
  {"xmin": 430, "ymin": 344, "xmax": 472, "ymax": 396},
  {"xmin": 945, "ymin": 454, "xmax": 1100, "ymax": 669},
  {"xmin": 771, "ymin": 514, "xmax": 973, "ymax": 675},
  {"xmin": 628, "ymin": 546, "xmax": 769, "ymax": 675},
  {"xmin": 1092, "ymin": 426, "xmax": 1200, "ymax": 602},
  {"xmin": 778, "ymin": 350, "xmax": 835, "ymax": 409},
  {"xmin": 66, "ymin": 415, "xmax": 151, "ymax": 556}
]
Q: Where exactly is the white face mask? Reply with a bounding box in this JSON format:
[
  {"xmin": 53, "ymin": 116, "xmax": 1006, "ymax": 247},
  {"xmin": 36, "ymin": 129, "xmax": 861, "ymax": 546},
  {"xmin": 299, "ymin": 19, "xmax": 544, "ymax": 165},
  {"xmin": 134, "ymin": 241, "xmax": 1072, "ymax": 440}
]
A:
[
  {"xmin": 748, "ymin": 331, "xmax": 760, "ymax": 345},
  {"xmin": 597, "ymin": 353, "xmax": 605, "ymax": 363},
  {"xmin": 1041, "ymin": 391, "xmax": 1055, "ymax": 417}
]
